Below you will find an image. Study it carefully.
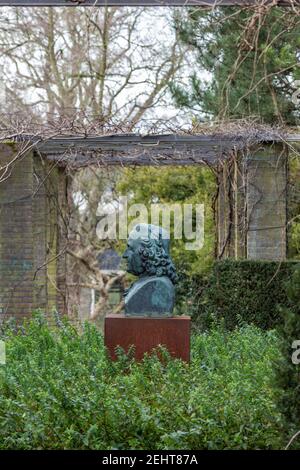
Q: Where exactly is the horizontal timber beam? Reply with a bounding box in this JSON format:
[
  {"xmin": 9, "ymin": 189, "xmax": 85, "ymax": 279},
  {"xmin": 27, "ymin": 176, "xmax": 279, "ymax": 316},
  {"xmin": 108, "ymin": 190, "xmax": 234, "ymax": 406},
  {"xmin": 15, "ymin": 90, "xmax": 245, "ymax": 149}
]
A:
[
  {"xmin": 0, "ymin": 0, "xmax": 299, "ymax": 6},
  {"xmin": 36, "ymin": 133, "xmax": 245, "ymax": 167},
  {"xmin": 6, "ymin": 132, "xmax": 300, "ymax": 168}
]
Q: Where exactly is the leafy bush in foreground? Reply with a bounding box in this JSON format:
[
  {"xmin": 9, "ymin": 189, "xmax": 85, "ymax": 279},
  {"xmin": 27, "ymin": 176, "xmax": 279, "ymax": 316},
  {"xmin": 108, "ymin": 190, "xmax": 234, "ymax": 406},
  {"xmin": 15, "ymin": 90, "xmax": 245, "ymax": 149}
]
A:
[{"xmin": 0, "ymin": 315, "xmax": 283, "ymax": 449}]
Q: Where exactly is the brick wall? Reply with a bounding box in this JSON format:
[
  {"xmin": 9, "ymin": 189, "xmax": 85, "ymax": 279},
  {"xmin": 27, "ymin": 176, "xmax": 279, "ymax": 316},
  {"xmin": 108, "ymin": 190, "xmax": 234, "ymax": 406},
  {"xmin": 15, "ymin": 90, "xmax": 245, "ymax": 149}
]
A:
[{"xmin": 0, "ymin": 144, "xmax": 67, "ymax": 321}]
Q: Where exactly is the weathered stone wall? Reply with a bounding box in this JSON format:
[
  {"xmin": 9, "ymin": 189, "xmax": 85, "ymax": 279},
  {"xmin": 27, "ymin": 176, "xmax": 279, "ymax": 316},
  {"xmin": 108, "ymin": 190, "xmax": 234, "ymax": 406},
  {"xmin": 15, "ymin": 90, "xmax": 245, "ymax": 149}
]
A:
[
  {"xmin": 246, "ymin": 144, "xmax": 287, "ymax": 260},
  {"xmin": 217, "ymin": 143, "xmax": 287, "ymax": 261},
  {"xmin": 0, "ymin": 144, "xmax": 67, "ymax": 320}
]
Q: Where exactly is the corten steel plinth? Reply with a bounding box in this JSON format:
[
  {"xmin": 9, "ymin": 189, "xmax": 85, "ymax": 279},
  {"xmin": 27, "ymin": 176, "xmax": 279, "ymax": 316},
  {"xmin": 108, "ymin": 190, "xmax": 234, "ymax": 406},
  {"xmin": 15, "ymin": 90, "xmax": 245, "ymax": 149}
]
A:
[{"xmin": 104, "ymin": 314, "xmax": 191, "ymax": 362}]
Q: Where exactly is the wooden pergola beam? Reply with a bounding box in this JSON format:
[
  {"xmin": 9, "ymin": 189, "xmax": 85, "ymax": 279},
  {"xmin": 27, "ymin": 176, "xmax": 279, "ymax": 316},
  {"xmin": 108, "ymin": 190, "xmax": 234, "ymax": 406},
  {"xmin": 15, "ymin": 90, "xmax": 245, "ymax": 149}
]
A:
[
  {"xmin": 36, "ymin": 134, "xmax": 300, "ymax": 168},
  {"xmin": 8, "ymin": 132, "xmax": 298, "ymax": 167},
  {"xmin": 0, "ymin": 0, "xmax": 298, "ymax": 6},
  {"xmin": 36, "ymin": 133, "xmax": 247, "ymax": 167}
]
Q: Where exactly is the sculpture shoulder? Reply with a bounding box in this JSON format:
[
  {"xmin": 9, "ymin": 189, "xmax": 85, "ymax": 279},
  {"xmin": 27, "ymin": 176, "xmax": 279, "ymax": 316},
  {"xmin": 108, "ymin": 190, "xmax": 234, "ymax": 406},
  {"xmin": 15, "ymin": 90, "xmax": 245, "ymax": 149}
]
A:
[
  {"xmin": 128, "ymin": 276, "xmax": 173, "ymax": 297},
  {"xmin": 124, "ymin": 276, "xmax": 175, "ymax": 316},
  {"xmin": 140, "ymin": 275, "xmax": 174, "ymax": 289}
]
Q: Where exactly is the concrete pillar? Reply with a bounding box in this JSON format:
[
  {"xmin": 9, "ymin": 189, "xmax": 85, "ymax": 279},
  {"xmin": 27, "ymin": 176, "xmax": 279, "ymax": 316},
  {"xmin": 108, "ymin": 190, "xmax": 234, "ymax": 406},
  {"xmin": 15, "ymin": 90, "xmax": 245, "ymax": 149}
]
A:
[
  {"xmin": 246, "ymin": 143, "xmax": 287, "ymax": 260},
  {"xmin": 217, "ymin": 143, "xmax": 287, "ymax": 260},
  {"xmin": 0, "ymin": 143, "xmax": 67, "ymax": 321}
]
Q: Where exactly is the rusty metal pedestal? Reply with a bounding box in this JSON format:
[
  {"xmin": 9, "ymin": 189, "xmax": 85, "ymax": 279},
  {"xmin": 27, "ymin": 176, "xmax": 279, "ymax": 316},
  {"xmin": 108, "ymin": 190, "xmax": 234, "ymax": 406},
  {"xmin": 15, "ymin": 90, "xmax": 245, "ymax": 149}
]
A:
[{"xmin": 104, "ymin": 314, "xmax": 190, "ymax": 362}]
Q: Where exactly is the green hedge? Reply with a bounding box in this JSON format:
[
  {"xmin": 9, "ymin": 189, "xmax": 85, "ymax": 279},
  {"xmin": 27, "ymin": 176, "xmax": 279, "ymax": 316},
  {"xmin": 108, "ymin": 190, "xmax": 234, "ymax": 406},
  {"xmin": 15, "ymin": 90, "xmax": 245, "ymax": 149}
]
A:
[
  {"xmin": 0, "ymin": 314, "xmax": 283, "ymax": 449},
  {"xmin": 275, "ymin": 265, "xmax": 300, "ymax": 449},
  {"xmin": 176, "ymin": 260, "xmax": 299, "ymax": 330}
]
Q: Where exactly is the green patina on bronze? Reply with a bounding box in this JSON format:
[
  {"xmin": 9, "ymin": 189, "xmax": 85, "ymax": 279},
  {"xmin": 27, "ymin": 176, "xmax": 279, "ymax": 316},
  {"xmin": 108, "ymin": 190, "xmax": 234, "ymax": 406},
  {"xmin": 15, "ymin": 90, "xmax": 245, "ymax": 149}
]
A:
[{"xmin": 122, "ymin": 223, "xmax": 177, "ymax": 317}]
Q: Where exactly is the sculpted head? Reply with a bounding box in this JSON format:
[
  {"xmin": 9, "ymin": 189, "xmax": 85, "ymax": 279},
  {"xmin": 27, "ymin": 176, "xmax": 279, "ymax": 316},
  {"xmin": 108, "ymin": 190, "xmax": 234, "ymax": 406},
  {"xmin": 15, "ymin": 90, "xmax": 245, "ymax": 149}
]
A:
[{"xmin": 122, "ymin": 223, "xmax": 177, "ymax": 284}]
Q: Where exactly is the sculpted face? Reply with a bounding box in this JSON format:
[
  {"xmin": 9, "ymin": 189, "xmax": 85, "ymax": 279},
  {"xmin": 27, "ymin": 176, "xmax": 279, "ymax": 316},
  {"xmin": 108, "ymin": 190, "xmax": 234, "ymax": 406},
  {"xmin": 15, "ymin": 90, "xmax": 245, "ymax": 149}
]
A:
[{"xmin": 122, "ymin": 237, "xmax": 144, "ymax": 276}]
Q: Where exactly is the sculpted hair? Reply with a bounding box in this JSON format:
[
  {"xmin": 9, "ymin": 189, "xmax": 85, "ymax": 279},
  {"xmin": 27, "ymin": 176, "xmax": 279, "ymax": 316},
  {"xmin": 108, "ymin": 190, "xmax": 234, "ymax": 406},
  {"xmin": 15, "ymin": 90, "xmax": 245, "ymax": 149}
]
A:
[{"xmin": 138, "ymin": 238, "xmax": 178, "ymax": 284}]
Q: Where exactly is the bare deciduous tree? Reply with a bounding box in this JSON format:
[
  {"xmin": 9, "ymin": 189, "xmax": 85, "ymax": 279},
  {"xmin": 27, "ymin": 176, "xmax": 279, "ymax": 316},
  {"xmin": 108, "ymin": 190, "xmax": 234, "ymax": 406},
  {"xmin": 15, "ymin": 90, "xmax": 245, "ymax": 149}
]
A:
[
  {"xmin": 0, "ymin": 6, "xmax": 186, "ymax": 127},
  {"xmin": 0, "ymin": 6, "xmax": 188, "ymax": 322}
]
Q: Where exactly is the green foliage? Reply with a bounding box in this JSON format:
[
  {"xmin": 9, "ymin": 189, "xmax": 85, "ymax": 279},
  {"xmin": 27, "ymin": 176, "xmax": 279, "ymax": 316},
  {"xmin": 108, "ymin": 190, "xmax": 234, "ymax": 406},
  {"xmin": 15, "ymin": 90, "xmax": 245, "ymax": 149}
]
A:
[
  {"xmin": 117, "ymin": 166, "xmax": 216, "ymax": 275},
  {"xmin": 172, "ymin": 8, "xmax": 300, "ymax": 124},
  {"xmin": 275, "ymin": 265, "xmax": 300, "ymax": 448},
  {"xmin": 0, "ymin": 314, "xmax": 283, "ymax": 449},
  {"xmin": 288, "ymin": 157, "xmax": 300, "ymax": 259},
  {"xmin": 177, "ymin": 260, "xmax": 299, "ymax": 331}
]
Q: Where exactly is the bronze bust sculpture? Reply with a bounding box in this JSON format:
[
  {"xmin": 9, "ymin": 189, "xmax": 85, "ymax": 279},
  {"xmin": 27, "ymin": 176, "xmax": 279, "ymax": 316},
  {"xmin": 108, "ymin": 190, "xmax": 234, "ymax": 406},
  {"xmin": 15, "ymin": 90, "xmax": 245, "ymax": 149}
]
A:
[{"xmin": 122, "ymin": 223, "xmax": 177, "ymax": 317}]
